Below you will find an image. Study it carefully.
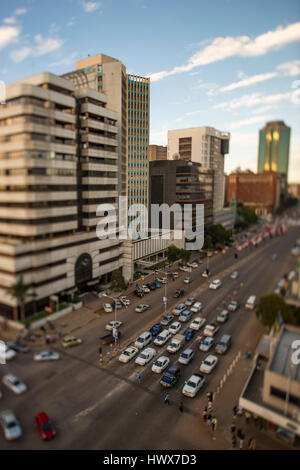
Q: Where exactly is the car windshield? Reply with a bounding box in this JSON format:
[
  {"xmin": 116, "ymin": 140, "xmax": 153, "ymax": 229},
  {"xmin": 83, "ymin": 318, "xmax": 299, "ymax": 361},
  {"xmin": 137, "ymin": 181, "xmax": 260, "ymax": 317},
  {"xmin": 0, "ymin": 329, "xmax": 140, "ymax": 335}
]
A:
[
  {"xmin": 181, "ymin": 353, "xmax": 188, "ymax": 359},
  {"xmin": 204, "ymin": 339, "xmax": 211, "ymax": 345},
  {"xmin": 124, "ymin": 350, "xmax": 131, "ymax": 356},
  {"xmin": 204, "ymin": 360, "xmax": 213, "ymax": 366},
  {"xmin": 156, "ymin": 360, "xmax": 163, "ymax": 367},
  {"xmin": 187, "ymin": 380, "xmax": 196, "ymax": 388},
  {"xmin": 42, "ymin": 422, "xmax": 52, "ymax": 432},
  {"xmin": 157, "ymin": 336, "xmax": 164, "ymax": 341},
  {"xmin": 12, "ymin": 379, "xmax": 21, "ymax": 386},
  {"xmin": 140, "ymin": 354, "xmax": 147, "ymax": 359},
  {"xmin": 7, "ymin": 420, "xmax": 17, "ymax": 429}
]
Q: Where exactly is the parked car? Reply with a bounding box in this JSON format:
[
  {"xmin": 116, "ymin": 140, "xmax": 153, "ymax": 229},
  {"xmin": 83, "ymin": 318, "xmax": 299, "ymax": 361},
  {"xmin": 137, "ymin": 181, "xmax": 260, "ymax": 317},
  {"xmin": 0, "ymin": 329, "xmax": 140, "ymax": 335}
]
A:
[
  {"xmin": 7, "ymin": 341, "xmax": 29, "ymax": 353},
  {"xmin": 134, "ymin": 331, "xmax": 152, "ymax": 349},
  {"xmin": 33, "ymin": 351, "xmax": 60, "ymax": 362},
  {"xmin": 217, "ymin": 310, "xmax": 229, "ymax": 323},
  {"xmin": 168, "ymin": 321, "xmax": 182, "ymax": 335},
  {"xmin": 113, "ymin": 300, "xmax": 123, "ymax": 309},
  {"xmin": 34, "ymin": 412, "xmax": 56, "ymax": 441},
  {"xmin": 228, "ymin": 301, "xmax": 239, "ymax": 312},
  {"xmin": 245, "ymin": 295, "xmax": 256, "ymax": 310},
  {"xmin": 2, "ymin": 374, "xmax": 27, "ymax": 395},
  {"xmin": 0, "ymin": 410, "xmax": 22, "ymax": 440},
  {"xmin": 209, "ymin": 279, "xmax": 222, "ymax": 290},
  {"xmin": 134, "ymin": 289, "xmax": 144, "ymax": 298},
  {"xmin": 200, "ymin": 355, "xmax": 218, "ymax": 374},
  {"xmin": 152, "ymin": 355, "xmax": 170, "ymax": 373},
  {"xmin": 160, "ymin": 364, "xmax": 181, "ymax": 388},
  {"xmin": 100, "ymin": 331, "xmax": 121, "ymax": 345},
  {"xmin": 0, "ymin": 345, "xmax": 16, "ymax": 362},
  {"xmin": 135, "ymin": 347, "xmax": 156, "ymax": 365},
  {"xmin": 154, "ymin": 329, "xmax": 172, "ymax": 346},
  {"xmin": 173, "ymin": 303, "xmax": 186, "ymax": 316},
  {"xmin": 179, "ymin": 266, "xmax": 189, "ymax": 272},
  {"xmin": 230, "ymin": 271, "xmax": 239, "ymax": 280},
  {"xmin": 61, "ymin": 336, "xmax": 82, "ymax": 348},
  {"xmin": 161, "ymin": 314, "xmax": 174, "ymax": 326},
  {"xmin": 135, "ymin": 304, "xmax": 150, "ymax": 313},
  {"xmin": 119, "ymin": 296, "xmax": 130, "ymax": 306},
  {"xmin": 173, "ymin": 289, "xmax": 185, "ymax": 298},
  {"xmin": 190, "ymin": 316, "xmax": 205, "ymax": 330},
  {"xmin": 171, "ymin": 272, "xmax": 179, "ymax": 279},
  {"xmin": 156, "ymin": 277, "xmax": 167, "ymax": 284},
  {"xmin": 154, "ymin": 281, "xmax": 162, "ymax": 288},
  {"xmin": 185, "ymin": 297, "xmax": 195, "ymax": 307},
  {"xmin": 179, "ymin": 310, "xmax": 192, "ymax": 323},
  {"xmin": 119, "ymin": 346, "xmax": 138, "ymax": 363},
  {"xmin": 178, "ymin": 348, "xmax": 194, "ymax": 365},
  {"xmin": 141, "ymin": 285, "xmax": 150, "ymax": 294},
  {"xmin": 202, "ymin": 270, "xmax": 210, "ymax": 278},
  {"xmin": 182, "ymin": 373, "xmax": 205, "ymax": 398},
  {"xmin": 149, "ymin": 323, "xmax": 163, "ymax": 336},
  {"xmin": 183, "ymin": 277, "xmax": 192, "ymax": 284},
  {"xmin": 190, "ymin": 301, "xmax": 202, "ymax": 313},
  {"xmin": 105, "ymin": 320, "xmax": 123, "ymax": 331},
  {"xmin": 148, "ymin": 283, "xmax": 157, "ymax": 291},
  {"xmin": 199, "ymin": 336, "xmax": 214, "ymax": 352},
  {"xmin": 103, "ymin": 303, "xmax": 113, "ymax": 313},
  {"xmin": 182, "ymin": 327, "xmax": 196, "ymax": 341},
  {"xmin": 203, "ymin": 323, "xmax": 220, "ymax": 337}
]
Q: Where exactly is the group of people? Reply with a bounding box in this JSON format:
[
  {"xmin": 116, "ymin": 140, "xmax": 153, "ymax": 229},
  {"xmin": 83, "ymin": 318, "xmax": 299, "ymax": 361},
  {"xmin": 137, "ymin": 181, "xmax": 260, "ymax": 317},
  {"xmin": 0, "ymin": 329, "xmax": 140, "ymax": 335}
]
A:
[
  {"xmin": 231, "ymin": 405, "xmax": 256, "ymax": 450},
  {"xmin": 40, "ymin": 321, "xmax": 62, "ymax": 345}
]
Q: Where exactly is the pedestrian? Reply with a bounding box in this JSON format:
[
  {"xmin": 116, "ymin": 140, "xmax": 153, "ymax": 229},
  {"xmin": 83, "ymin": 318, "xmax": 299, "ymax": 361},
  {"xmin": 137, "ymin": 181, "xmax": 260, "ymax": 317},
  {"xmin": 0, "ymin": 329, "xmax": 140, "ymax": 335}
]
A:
[
  {"xmin": 245, "ymin": 411, "xmax": 251, "ymax": 424},
  {"xmin": 233, "ymin": 405, "xmax": 237, "ymax": 417},
  {"xmin": 223, "ymin": 301, "xmax": 227, "ymax": 309},
  {"xmin": 46, "ymin": 334, "xmax": 50, "ymax": 345},
  {"xmin": 98, "ymin": 347, "xmax": 102, "ymax": 356},
  {"xmin": 248, "ymin": 437, "xmax": 256, "ymax": 450},
  {"xmin": 231, "ymin": 434, "xmax": 237, "ymax": 449},
  {"xmin": 202, "ymin": 408, "xmax": 207, "ymax": 422},
  {"xmin": 211, "ymin": 416, "xmax": 217, "ymax": 431},
  {"xmin": 136, "ymin": 372, "xmax": 141, "ymax": 384},
  {"xmin": 179, "ymin": 401, "xmax": 184, "ymax": 413},
  {"xmin": 230, "ymin": 423, "xmax": 236, "ymax": 434},
  {"xmin": 207, "ymin": 413, "xmax": 212, "ymax": 425},
  {"xmin": 237, "ymin": 405, "xmax": 243, "ymax": 417},
  {"xmin": 164, "ymin": 394, "xmax": 170, "ymax": 405},
  {"xmin": 237, "ymin": 429, "xmax": 245, "ymax": 449},
  {"xmin": 206, "ymin": 392, "xmax": 213, "ymax": 402},
  {"xmin": 57, "ymin": 329, "xmax": 62, "ymax": 338}
]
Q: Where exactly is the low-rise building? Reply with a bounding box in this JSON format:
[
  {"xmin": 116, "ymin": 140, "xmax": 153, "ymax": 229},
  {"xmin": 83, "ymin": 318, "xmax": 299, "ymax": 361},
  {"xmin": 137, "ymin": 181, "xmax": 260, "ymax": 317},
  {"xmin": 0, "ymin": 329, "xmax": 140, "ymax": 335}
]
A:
[{"xmin": 149, "ymin": 145, "xmax": 167, "ymax": 161}]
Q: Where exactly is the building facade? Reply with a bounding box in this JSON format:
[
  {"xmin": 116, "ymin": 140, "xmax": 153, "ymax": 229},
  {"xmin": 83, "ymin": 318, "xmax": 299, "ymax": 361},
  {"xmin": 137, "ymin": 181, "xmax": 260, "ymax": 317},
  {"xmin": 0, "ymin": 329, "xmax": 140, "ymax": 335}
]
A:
[
  {"xmin": 149, "ymin": 145, "xmax": 167, "ymax": 161},
  {"xmin": 288, "ymin": 183, "xmax": 300, "ymax": 199},
  {"xmin": 167, "ymin": 126, "xmax": 230, "ymax": 214},
  {"xmin": 227, "ymin": 171, "xmax": 281, "ymax": 216},
  {"xmin": 0, "ymin": 73, "xmax": 123, "ymax": 319},
  {"xmin": 258, "ymin": 121, "xmax": 291, "ymax": 179}
]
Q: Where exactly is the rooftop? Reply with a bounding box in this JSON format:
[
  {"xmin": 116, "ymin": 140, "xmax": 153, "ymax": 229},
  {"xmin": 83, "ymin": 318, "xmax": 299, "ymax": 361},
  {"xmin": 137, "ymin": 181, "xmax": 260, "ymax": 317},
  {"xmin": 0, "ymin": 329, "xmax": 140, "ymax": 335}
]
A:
[{"xmin": 269, "ymin": 328, "xmax": 300, "ymax": 382}]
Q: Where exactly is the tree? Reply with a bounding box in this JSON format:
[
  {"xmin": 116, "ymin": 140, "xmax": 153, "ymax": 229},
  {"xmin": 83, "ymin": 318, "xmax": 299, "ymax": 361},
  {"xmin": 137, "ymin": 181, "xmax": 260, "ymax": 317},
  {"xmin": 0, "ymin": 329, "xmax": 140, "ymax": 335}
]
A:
[
  {"xmin": 179, "ymin": 249, "xmax": 191, "ymax": 263},
  {"xmin": 205, "ymin": 224, "xmax": 231, "ymax": 246},
  {"xmin": 8, "ymin": 277, "xmax": 36, "ymax": 322},
  {"xmin": 111, "ymin": 270, "xmax": 126, "ymax": 291},
  {"xmin": 167, "ymin": 244, "xmax": 180, "ymax": 262},
  {"xmin": 255, "ymin": 294, "xmax": 290, "ymax": 327}
]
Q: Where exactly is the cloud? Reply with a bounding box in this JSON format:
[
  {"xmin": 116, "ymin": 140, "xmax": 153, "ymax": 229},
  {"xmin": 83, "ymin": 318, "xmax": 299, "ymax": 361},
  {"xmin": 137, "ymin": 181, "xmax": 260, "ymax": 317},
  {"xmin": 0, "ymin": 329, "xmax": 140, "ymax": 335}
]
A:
[
  {"xmin": 67, "ymin": 17, "xmax": 75, "ymax": 27},
  {"xmin": 220, "ymin": 72, "xmax": 278, "ymax": 92},
  {"xmin": 50, "ymin": 51, "xmax": 78, "ymax": 67},
  {"xmin": 3, "ymin": 17, "xmax": 16, "ymax": 25},
  {"xmin": 10, "ymin": 46, "xmax": 31, "ymax": 63},
  {"xmin": 0, "ymin": 25, "xmax": 20, "ymax": 50},
  {"xmin": 15, "ymin": 8, "xmax": 28, "ymax": 15},
  {"xmin": 81, "ymin": 1, "xmax": 101, "ymax": 12},
  {"xmin": 150, "ymin": 21, "xmax": 300, "ymax": 82},
  {"xmin": 251, "ymin": 105, "xmax": 275, "ymax": 115},
  {"xmin": 229, "ymin": 115, "xmax": 274, "ymax": 129},
  {"xmin": 34, "ymin": 34, "xmax": 64, "ymax": 56},
  {"xmin": 214, "ymin": 91, "xmax": 291, "ymax": 110},
  {"xmin": 277, "ymin": 60, "xmax": 300, "ymax": 77}
]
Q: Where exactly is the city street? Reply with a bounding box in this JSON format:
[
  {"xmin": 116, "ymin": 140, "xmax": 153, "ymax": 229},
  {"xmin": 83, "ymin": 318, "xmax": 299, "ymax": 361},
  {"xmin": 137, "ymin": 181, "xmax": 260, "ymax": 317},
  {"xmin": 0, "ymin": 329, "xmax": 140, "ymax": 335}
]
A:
[{"xmin": 0, "ymin": 225, "xmax": 299, "ymax": 450}]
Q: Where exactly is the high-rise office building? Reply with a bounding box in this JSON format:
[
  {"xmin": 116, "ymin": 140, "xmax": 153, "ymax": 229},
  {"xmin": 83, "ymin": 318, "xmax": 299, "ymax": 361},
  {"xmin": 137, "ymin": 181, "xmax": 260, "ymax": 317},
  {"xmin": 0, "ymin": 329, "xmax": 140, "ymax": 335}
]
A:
[
  {"xmin": 167, "ymin": 126, "xmax": 230, "ymax": 214},
  {"xmin": 258, "ymin": 121, "xmax": 291, "ymax": 179},
  {"xmin": 63, "ymin": 54, "xmax": 150, "ymax": 210},
  {"xmin": 0, "ymin": 73, "xmax": 123, "ymax": 319},
  {"xmin": 149, "ymin": 145, "xmax": 167, "ymax": 161}
]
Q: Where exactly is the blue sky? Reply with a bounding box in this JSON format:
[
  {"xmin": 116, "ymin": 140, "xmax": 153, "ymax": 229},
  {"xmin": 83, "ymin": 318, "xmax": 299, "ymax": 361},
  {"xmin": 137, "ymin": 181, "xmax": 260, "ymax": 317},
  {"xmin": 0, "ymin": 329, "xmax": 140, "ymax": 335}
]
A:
[{"xmin": 0, "ymin": 0, "xmax": 299, "ymax": 181}]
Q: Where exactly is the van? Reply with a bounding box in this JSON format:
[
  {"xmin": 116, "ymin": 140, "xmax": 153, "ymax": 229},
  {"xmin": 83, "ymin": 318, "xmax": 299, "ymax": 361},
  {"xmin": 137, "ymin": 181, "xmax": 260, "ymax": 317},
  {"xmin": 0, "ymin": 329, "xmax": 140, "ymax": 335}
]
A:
[
  {"xmin": 245, "ymin": 295, "xmax": 256, "ymax": 310},
  {"xmin": 134, "ymin": 331, "xmax": 152, "ymax": 349},
  {"xmin": 215, "ymin": 334, "xmax": 232, "ymax": 355}
]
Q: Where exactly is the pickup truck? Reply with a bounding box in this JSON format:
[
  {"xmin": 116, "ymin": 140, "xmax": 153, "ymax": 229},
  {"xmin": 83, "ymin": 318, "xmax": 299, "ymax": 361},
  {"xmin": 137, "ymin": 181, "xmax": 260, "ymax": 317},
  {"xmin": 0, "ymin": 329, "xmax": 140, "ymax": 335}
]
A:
[
  {"xmin": 167, "ymin": 334, "xmax": 185, "ymax": 353},
  {"xmin": 99, "ymin": 330, "xmax": 121, "ymax": 345},
  {"xmin": 203, "ymin": 322, "xmax": 220, "ymax": 337}
]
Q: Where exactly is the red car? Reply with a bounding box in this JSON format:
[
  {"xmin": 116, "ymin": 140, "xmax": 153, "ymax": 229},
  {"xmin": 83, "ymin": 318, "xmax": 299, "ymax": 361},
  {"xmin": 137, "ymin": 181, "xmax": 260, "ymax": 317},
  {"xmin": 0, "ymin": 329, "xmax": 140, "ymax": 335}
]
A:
[{"xmin": 34, "ymin": 412, "xmax": 56, "ymax": 440}]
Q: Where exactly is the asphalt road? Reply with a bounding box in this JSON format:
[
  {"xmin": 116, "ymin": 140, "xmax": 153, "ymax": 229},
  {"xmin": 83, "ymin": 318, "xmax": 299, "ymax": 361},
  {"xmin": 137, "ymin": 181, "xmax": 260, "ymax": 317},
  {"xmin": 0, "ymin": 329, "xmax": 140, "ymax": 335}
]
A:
[{"xmin": 0, "ymin": 224, "xmax": 299, "ymax": 450}]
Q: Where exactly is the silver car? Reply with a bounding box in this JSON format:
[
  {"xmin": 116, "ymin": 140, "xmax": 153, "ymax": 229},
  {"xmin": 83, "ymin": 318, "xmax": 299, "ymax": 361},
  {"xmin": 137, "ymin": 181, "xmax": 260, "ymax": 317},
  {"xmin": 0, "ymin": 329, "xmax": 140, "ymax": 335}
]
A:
[
  {"xmin": 178, "ymin": 348, "xmax": 194, "ymax": 365},
  {"xmin": 0, "ymin": 410, "xmax": 22, "ymax": 440}
]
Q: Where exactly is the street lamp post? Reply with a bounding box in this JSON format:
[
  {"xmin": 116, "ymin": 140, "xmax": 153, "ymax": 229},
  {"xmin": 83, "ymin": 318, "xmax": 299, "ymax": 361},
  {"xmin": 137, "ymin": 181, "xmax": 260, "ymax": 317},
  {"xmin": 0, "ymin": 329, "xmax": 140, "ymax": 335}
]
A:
[{"xmin": 103, "ymin": 293, "xmax": 118, "ymax": 350}]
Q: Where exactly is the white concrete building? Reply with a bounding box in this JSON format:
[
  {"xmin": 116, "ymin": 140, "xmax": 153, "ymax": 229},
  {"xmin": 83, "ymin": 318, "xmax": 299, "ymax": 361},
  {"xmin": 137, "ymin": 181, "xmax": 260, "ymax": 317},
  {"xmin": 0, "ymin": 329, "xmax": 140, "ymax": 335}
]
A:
[{"xmin": 168, "ymin": 126, "xmax": 230, "ymax": 215}]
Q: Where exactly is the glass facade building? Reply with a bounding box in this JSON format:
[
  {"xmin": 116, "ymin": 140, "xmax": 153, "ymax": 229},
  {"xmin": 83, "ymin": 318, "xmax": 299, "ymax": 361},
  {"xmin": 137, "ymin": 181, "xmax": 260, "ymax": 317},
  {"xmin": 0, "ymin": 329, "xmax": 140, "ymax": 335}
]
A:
[{"xmin": 258, "ymin": 121, "xmax": 291, "ymax": 179}]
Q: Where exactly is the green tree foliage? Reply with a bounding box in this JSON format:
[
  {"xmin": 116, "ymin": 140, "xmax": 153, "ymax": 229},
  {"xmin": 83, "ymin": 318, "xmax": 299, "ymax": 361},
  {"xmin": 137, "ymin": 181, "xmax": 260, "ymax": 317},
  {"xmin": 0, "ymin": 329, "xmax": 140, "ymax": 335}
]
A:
[
  {"xmin": 255, "ymin": 294, "xmax": 296, "ymax": 327},
  {"xmin": 111, "ymin": 270, "xmax": 127, "ymax": 291},
  {"xmin": 205, "ymin": 224, "xmax": 231, "ymax": 246},
  {"xmin": 235, "ymin": 203, "xmax": 258, "ymax": 230},
  {"xmin": 167, "ymin": 245, "xmax": 191, "ymax": 263},
  {"xmin": 8, "ymin": 277, "xmax": 36, "ymax": 322}
]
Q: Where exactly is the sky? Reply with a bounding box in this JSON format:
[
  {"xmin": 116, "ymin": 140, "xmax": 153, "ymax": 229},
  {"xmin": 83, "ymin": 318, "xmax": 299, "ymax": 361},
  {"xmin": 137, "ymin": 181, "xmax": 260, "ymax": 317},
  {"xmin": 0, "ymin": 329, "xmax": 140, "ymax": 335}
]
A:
[{"xmin": 0, "ymin": 0, "xmax": 299, "ymax": 181}]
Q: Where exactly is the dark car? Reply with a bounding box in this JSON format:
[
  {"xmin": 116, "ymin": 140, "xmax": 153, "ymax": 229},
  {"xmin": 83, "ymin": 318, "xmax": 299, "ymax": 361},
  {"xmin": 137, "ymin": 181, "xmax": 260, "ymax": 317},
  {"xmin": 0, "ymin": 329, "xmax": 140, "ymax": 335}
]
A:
[
  {"xmin": 183, "ymin": 327, "xmax": 196, "ymax": 341},
  {"xmin": 149, "ymin": 323, "xmax": 163, "ymax": 336},
  {"xmin": 160, "ymin": 364, "xmax": 181, "ymax": 388},
  {"xmin": 173, "ymin": 289, "xmax": 185, "ymax": 298},
  {"xmin": 7, "ymin": 341, "xmax": 29, "ymax": 353},
  {"xmin": 147, "ymin": 283, "xmax": 156, "ymax": 291},
  {"xmin": 100, "ymin": 331, "xmax": 121, "ymax": 345},
  {"xmin": 34, "ymin": 412, "xmax": 56, "ymax": 441},
  {"xmin": 134, "ymin": 289, "xmax": 144, "ymax": 298},
  {"xmin": 161, "ymin": 315, "xmax": 174, "ymax": 326}
]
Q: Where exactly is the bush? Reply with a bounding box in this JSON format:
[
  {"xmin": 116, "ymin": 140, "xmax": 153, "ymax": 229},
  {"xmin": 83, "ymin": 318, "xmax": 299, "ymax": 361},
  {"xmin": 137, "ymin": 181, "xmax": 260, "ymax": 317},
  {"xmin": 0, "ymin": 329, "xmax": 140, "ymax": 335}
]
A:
[{"xmin": 111, "ymin": 270, "xmax": 126, "ymax": 291}]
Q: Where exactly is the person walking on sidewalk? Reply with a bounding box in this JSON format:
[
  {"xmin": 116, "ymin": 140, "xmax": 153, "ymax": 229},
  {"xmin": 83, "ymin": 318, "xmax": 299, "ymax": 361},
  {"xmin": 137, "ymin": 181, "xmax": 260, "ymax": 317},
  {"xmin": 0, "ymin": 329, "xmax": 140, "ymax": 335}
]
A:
[
  {"xmin": 211, "ymin": 417, "xmax": 217, "ymax": 432},
  {"xmin": 245, "ymin": 411, "xmax": 251, "ymax": 424},
  {"xmin": 164, "ymin": 394, "xmax": 170, "ymax": 405},
  {"xmin": 179, "ymin": 401, "xmax": 184, "ymax": 413},
  {"xmin": 248, "ymin": 437, "xmax": 256, "ymax": 450},
  {"xmin": 202, "ymin": 408, "xmax": 208, "ymax": 422},
  {"xmin": 237, "ymin": 429, "xmax": 245, "ymax": 449},
  {"xmin": 231, "ymin": 434, "xmax": 237, "ymax": 449},
  {"xmin": 230, "ymin": 423, "xmax": 236, "ymax": 434},
  {"xmin": 136, "ymin": 372, "xmax": 141, "ymax": 384}
]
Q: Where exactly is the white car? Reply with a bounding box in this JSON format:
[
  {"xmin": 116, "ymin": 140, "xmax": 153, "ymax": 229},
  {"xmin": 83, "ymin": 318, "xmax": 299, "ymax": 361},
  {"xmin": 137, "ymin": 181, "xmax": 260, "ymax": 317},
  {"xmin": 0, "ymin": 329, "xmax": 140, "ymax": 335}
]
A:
[
  {"xmin": 135, "ymin": 304, "xmax": 150, "ymax": 313},
  {"xmin": 190, "ymin": 301, "xmax": 202, "ymax": 313},
  {"xmin": 0, "ymin": 410, "xmax": 22, "ymax": 440},
  {"xmin": 0, "ymin": 346, "xmax": 16, "ymax": 362},
  {"xmin": 190, "ymin": 316, "xmax": 205, "ymax": 330},
  {"xmin": 2, "ymin": 374, "xmax": 27, "ymax": 395},
  {"xmin": 182, "ymin": 373, "xmax": 206, "ymax": 398},
  {"xmin": 135, "ymin": 347, "xmax": 156, "ymax": 365},
  {"xmin": 103, "ymin": 303, "xmax": 113, "ymax": 313},
  {"xmin": 152, "ymin": 355, "xmax": 170, "ymax": 373},
  {"xmin": 230, "ymin": 271, "xmax": 239, "ymax": 280},
  {"xmin": 178, "ymin": 348, "xmax": 194, "ymax": 365},
  {"xmin": 217, "ymin": 310, "xmax": 229, "ymax": 323},
  {"xmin": 183, "ymin": 277, "xmax": 192, "ymax": 284},
  {"xmin": 199, "ymin": 336, "xmax": 214, "ymax": 352},
  {"xmin": 105, "ymin": 320, "xmax": 123, "ymax": 331},
  {"xmin": 119, "ymin": 346, "xmax": 138, "ymax": 363},
  {"xmin": 33, "ymin": 351, "xmax": 60, "ymax": 361},
  {"xmin": 209, "ymin": 279, "xmax": 222, "ymax": 290},
  {"xmin": 185, "ymin": 297, "xmax": 195, "ymax": 307},
  {"xmin": 154, "ymin": 329, "xmax": 172, "ymax": 346},
  {"xmin": 200, "ymin": 355, "xmax": 218, "ymax": 374},
  {"xmin": 141, "ymin": 285, "xmax": 150, "ymax": 293},
  {"xmin": 202, "ymin": 271, "xmax": 209, "ymax": 278},
  {"xmin": 119, "ymin": 296, "xmax": 130, "ymax": 306},
  {"xmin": 169, "ymin": 321, "xmax": 182, "ymax": 335},
  {"xmin": 135, "ymin": 331, "xmax": 152, "ymax": 349},
  {"xmin": 173, "ymin": 303, "xmax": 186, "ymax": 316},
  {"xmin": 203, "ymin": 323, "xmax": 220, "ymax": 337},
  {"xmin": 190, "ymin": 262, "xmax": 199, "ymax": 269},
  {"xmin": 179, "ymin": 265, "xmax": 189, "ymax": 272}
]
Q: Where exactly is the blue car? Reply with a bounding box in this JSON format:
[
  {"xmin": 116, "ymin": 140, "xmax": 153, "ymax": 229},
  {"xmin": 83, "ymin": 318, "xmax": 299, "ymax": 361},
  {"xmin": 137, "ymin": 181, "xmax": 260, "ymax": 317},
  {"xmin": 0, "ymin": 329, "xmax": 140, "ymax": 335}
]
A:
[
  {"xmin": 183, "ymin": 327, "xmax": 196, "ymax": 341},
  {"xmin": 114, "ymin": 300, "xmax": 123, "ymax": 309},
  {"xmin": 149, "ymin": 323, "xmax": 163, "ymax": 336},
  {"xmin": 154, "ymin": 281, "xmax": 162, "ymax": 288}
]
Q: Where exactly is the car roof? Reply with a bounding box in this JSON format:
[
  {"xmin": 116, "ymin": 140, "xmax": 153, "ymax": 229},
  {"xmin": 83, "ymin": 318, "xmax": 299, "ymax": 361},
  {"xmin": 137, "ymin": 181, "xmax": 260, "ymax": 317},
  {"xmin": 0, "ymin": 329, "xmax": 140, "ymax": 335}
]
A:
[
  {"xmin": 167, "ymin": 364, "xmax": 180, "ymax": 373},
  {"xmin": 35, "ymin": 412, "xmax": 49, "ymax": 422},
  {"xmin": 206, "ymin": 354, "xmax": 217, "ymax": 360},
  {"xmin": 182, "ymin": 348, "xmax": 193, "ymax": 354}
]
